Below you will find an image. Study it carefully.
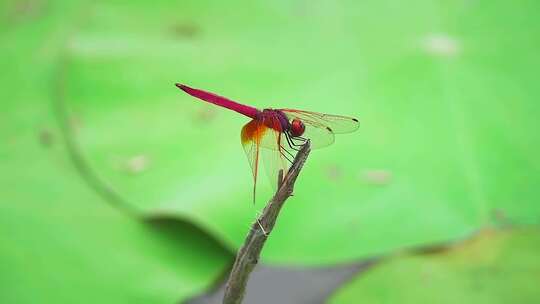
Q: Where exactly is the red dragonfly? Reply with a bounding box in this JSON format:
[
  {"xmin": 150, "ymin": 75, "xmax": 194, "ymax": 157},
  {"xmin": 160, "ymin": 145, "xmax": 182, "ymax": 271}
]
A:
[{"xmin": 176, "ymin": 83, "xmax": 359, "ymax": 201}]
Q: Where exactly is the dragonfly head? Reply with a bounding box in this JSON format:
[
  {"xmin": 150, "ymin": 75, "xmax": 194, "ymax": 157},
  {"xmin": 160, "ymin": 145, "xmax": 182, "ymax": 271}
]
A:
[{"xmin": 290, "ymin": 119, "xmax": 305, "ymax": 137}]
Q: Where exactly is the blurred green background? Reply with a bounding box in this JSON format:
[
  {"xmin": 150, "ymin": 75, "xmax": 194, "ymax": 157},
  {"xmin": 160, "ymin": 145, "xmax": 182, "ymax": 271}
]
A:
[{"xmin": 2, "ymin": 0, "xmax": 540, "ymax": 303}]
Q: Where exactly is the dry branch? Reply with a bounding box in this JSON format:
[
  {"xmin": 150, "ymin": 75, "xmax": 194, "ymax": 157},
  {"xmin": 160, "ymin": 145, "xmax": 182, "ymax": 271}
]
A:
[{"xmin": 222, "ymin": 141, "xmax": 312, "ymax": 304}]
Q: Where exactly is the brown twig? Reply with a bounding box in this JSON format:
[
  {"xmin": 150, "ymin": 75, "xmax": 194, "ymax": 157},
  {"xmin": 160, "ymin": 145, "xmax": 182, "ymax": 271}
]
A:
[{"xmin": 222, "ymin": 141, "xmax": 311, "ymax": 304}]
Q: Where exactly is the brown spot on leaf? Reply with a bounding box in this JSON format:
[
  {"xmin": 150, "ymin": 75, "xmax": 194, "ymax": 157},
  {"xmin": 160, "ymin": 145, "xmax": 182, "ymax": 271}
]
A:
[
  {"xmin": 491, "ymin": 208, "xmax": 512, "ymax": 226},
  {"xmin": 193, "ymin": 107, "xmax": 217, "ymax": 123},
  {"xmin": 325, "ymin": 165, "xmax": 343, "ymax": 181},
  {"xmin": 360, "ymin": 169, "xmax": 392, "ymax": 185},
  {"xmin": 38, "ymin": 128, "xmax": 54, "ymax": 147},
  {"xmin": 170, "ymin": 22, "xmax": 200, "ymax": 39},
  {"xmin": 124, "ymin": 155, "xmax": 150, "ymax": 174},
  {"xmin": 7, "ymin": 0, "xmax": 45, "ymax": 24}
]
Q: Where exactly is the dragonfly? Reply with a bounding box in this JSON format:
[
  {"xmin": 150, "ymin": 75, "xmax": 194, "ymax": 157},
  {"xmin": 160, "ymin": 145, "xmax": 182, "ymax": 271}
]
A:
[{"xmin": 176, "ymin": 83, "xmax": 359, "ymax": 201}]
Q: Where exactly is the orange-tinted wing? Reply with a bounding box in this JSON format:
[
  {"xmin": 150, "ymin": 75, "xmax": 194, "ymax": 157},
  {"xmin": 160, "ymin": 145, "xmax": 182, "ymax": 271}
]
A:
[
  {"xmin": 241, "ymin": 116, "xmax": 290, "ymax": 203},
  {"xmin": 241, "ymin": 119, "xmax": 264, "ymax": 203}
]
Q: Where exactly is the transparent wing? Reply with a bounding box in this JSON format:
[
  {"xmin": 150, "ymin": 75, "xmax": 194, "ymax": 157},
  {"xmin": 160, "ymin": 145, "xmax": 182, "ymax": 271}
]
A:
[
  {"xmin": 300, "ymin": 123, "xmax": 335, "ymax": 149},
  {"xmin": 279, "ymin": 109, "xmax": 359, "ymax": 134},
  {"xmin": 258, "ymin": 116, "xmax": 291, "ymax": 192},
  {"xmin": 271, "ymin": 110, "xmax": 335, "ymax": 149}
]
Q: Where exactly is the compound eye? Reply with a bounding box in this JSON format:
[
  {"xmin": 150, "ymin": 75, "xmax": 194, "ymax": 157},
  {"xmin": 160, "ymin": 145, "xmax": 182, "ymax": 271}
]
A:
[{"xmin": 290, "ymin": 119, "xmax": 305, "ymax": 137}]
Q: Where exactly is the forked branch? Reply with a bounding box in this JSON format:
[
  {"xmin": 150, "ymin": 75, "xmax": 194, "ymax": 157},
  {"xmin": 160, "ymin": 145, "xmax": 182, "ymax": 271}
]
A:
[{"xmin": 222, "ymin": 141, "xmax": 312, "ymax": 304}]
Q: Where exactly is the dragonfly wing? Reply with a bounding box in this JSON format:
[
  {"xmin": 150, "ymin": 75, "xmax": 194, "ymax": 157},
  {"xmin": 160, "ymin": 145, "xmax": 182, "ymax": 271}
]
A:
[
  {"xmin": 280, "ymin": 109, "xmax": 359, "ymax": 134},
  {"xmin": 242, "ymin": 115, "xmax": 294, "ymax": 204},
  {"xmin": 300, "ymin": 123, "xmax": 335, "ymax": 149},
  {"xmin": 241, "ymin": 117, "xmax": 289, "ymax": 203},
  {"xmin": 241, "ymin": 119, "xmax": 264, "ymax": 203}
]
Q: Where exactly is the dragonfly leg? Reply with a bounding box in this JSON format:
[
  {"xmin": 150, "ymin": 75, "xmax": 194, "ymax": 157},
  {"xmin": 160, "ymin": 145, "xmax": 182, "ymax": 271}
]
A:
[
  {"xmin": 289, "ymin": 134, "xmax": 307, "ymax": 148},
  {"xmin": 284, "ymin": 131, "xmax": 302, "ymax": 151},
  {"xmin": 279, "ymin": 144, "xmax": 295, "ymax": 164}
]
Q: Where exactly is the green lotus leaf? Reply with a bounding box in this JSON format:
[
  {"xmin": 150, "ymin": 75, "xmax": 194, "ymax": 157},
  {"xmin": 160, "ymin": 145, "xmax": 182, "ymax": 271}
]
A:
[
  {"xmin": 330, "ymin": 229, "xmax": 540, "ymax": 303},
  {"xmin": 0, "ymin": 1, "xmax": 230, "ymax": 302},
  {"xmin": 29, "ymin": 0, "xmax": 540, "ymax": 265}
]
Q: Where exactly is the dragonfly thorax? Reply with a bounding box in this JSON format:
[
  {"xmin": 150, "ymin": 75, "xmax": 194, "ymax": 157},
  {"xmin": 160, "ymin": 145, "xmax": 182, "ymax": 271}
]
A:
[{"xmin": 261, "ymin": 109, "xmax": 289, "ymax": 130}]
